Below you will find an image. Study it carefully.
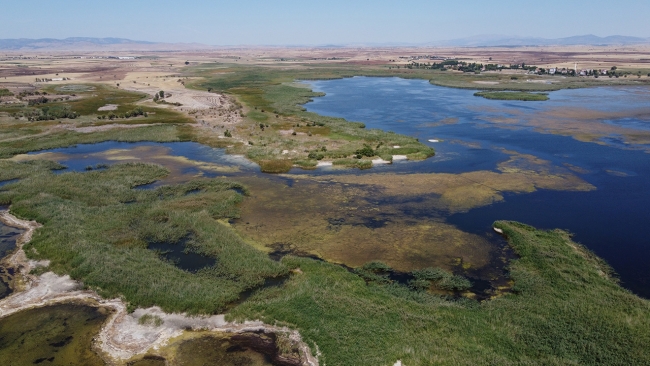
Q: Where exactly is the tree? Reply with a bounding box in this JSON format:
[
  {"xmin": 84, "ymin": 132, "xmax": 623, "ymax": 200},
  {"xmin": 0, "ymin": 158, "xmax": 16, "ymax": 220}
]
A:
[
  {"xmin": 611, "ymin": 66, "xmax": 617, "ymax": 71},
  {"xmin": 185, "ymin": 61, "xmax": 189, "ymax": 65},
  {"xmin": 159, "ymin": 90, "xmax": 164, "ymax": 98}
]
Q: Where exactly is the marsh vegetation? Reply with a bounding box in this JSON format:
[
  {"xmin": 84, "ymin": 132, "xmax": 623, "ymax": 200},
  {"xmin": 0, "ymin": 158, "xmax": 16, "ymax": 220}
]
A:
[
  {"xmin": 230, "ymin": 222, "xmax": 650, "ymax": 365},
  {"xmin": 1, "ymin": 57, "xmax": 650, "ymax": 365},
  {"xmin": 0, "ymin": 161, "xmax": 285, "ymax": 313}
]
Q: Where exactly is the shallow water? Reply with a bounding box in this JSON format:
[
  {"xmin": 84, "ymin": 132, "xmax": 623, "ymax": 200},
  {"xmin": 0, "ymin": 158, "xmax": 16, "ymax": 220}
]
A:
[
  {"xmin": 148, "ymin": 239, "xmax": 217, "ymax": 273},
  {"xmin": 0, "ymin": 304, "xmax": 109, "ymax": 365},
  {"xmin": 0, "ymin": 217, "xmax": 23, "ymax": 299},
  {"xmin": 304, "ymin": 77, "xmax": 650, "ymax": 297},
  {"xmin": 0, "ymin": 179, "xmax": 19, "ymax": 188},
  {"xmin": 172, "ymin": 333, "xmax": 274, "ymax": 366}
]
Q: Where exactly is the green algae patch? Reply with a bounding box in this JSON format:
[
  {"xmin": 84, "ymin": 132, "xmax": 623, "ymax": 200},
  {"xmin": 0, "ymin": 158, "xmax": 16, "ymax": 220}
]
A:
[
  {"xmin": 0, "ymin": 303, "xmax": 109, "ymax": 366},
  {"xmin": 229, "ymin": 222, "xmax": 650, "ymax": 365}
]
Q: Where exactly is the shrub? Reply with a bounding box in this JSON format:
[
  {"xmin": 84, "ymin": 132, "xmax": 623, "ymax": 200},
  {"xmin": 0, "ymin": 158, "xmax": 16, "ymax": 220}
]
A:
[
  {"xmin": 355, "ymin": 144, "xmax": 375, "ymax": 157},
  {"xmin": 258, "ymin": 159, "xmax": 293, "ymax": 173},
  {"xmin": 307, "ymin": 152, "xmax": 324, "ymax": 160}
]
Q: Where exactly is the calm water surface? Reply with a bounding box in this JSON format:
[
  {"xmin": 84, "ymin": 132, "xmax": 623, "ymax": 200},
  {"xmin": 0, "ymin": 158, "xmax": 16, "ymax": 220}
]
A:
[{"xmin": 305, "ymin": 77, "xmax": 650, "ymax": 297}]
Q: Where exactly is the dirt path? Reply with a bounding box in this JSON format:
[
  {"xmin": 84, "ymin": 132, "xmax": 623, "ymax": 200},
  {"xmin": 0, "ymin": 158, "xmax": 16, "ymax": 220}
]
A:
[{"xmin": 0, "ymin": 210, "xmax": 318, "ymax": 366}]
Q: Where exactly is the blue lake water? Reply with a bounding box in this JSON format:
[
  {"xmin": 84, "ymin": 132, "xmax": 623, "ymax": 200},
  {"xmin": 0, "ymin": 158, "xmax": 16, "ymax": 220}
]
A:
[
  {"xmin": 304, "ymin": 77, "xmax": 650, "ymax": 297},
  {"xmin": 28, "ymin": 141, "xmax": 260, "ymax": 175}
]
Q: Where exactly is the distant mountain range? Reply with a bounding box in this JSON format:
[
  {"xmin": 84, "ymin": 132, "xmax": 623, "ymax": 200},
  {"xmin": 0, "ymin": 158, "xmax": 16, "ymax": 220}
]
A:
[
  {"xmin": 430, "ymin": 34, "xmax": 650, "ymax": 47},
  {"xmin": 0, "ymin": 35, "xmax": 648, "ymax": 51},
  {"xmin": 0, "ymin": 37, "xmax": 212, "ymax": 51}
]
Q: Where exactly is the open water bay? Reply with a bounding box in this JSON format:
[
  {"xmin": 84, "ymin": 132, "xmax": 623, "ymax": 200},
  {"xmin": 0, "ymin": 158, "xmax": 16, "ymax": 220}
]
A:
[{"xmin": 305, "ymin": 77, "xmax": 650, "ymax": 297}]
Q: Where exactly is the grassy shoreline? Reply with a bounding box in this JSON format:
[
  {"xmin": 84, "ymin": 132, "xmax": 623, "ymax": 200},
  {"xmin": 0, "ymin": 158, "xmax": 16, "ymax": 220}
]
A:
[{"xmin": 474, "ymin": 91, "xmax": 549, "ymax": 101}]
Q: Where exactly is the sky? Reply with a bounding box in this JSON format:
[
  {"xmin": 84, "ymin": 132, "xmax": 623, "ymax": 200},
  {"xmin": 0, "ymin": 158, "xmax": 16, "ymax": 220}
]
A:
[{"xmin": 1, "ymin": 0, "xmax": 649, "ymax": 45}]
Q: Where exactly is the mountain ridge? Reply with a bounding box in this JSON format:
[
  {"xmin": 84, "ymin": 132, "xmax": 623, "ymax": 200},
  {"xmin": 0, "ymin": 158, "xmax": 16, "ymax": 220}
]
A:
[{"xmin": 1, "ymin": 35, "xmax": 649, "ymax": 51}]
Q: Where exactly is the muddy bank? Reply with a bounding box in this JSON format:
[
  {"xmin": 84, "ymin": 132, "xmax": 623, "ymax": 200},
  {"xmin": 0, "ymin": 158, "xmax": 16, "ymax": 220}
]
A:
[{"xmin": 0, "ymin": 210, "xmax": 318, "ymax": 365}]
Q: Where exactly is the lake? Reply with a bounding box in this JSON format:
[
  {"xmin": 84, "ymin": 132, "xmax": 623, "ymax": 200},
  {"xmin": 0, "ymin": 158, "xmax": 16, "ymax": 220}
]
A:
[{"xmin": 304, "ymin": 77, "xmax": 650, "ymax": 297}]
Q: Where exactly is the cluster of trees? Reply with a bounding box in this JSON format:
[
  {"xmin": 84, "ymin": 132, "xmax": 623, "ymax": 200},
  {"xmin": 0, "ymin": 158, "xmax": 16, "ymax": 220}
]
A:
[
  {"xmin": 403, "ymin": 60, "xmax": 531, "ymax": 73},
  {"xmin": 27, "ymin": 96, "xmax": 49, "ymax": 106},
  {"xmin": 153, "ymin": 90, "xmax": 169, "ymax": 102},
  {"xmin": 21, "ymin": 105, "xmax": 78, "ymax": 121},
  {"xmin": 97, "ymin": 107, "xmax": 147, "ymax": 120},
  {"xmin": 308, "ymin": 147, "xmax": 328, "ymax": 160},
  {"xmin": 0, "ymin": 88, "xmax": 13, "ymax": 97},
  {"xmin": 353, "ymin": 144, "xmax": 379, "ymax": 159},
  {"xmin": 18, "ymin": 90, "xmax": 47, "ymax": 98},
  {"xmin": 153, "ymin": 90, "xmax": 180, "ymax": 105}
]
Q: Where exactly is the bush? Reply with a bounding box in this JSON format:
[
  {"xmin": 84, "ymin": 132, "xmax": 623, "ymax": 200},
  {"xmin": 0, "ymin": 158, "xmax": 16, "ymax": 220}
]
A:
[
  {"xmin": 361, "ymin": 261, "xmax": 392, "ymax": 272},
  {"xmin": 408, "ymin": 278, "xmax": 432, "ymax": 292},
  {"xmin": 307, "ymin": 152, "xmax": 324, "ymax": 160},
  {"xmin": 258, "ymin": 159, "xmax": 293, "ymax": 173},
  {"xmin": 411, "ymin": 267, "xmax": 472, "ymax": 291},
  {"xmin": 355, "ymin": 144, "xmax": 375, "ymax": 157}
]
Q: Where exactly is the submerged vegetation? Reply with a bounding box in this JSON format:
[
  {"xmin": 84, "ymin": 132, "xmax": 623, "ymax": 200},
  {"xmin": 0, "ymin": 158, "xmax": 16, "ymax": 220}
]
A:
[{"xmin": 0, "ymin": 304, "xmax": 108, "ymax": 365}]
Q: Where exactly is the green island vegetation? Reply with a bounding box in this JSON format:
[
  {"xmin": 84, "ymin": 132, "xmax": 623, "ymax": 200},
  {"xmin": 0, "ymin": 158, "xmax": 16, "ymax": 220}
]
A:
[{"xmin": 474, "ymin": 91, "xmax": 550, "ymax": 101}]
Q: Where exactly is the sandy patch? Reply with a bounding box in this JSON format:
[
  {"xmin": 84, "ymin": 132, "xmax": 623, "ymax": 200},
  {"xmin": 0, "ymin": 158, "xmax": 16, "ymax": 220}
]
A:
[
  {"xmin": 473, "ymin": 81, "xmax": 499, "ymax": 85},
  {"xmin": 372, "ymin": 158, "xmax": 391, "ymax": 165},
  {"xmin": 98, "ymin": 104, "xmax": 119, "ymax": 111}
]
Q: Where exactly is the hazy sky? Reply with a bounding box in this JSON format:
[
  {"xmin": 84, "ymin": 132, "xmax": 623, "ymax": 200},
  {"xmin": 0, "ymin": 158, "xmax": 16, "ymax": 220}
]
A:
[{"xmin": 2, "ymin": 0, "xmax": 649, "ymax": 45}]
